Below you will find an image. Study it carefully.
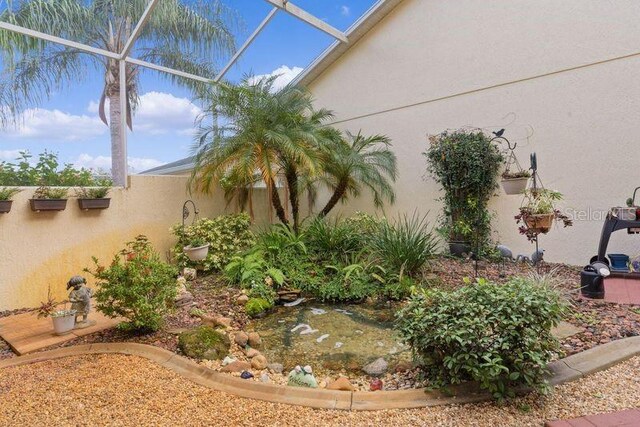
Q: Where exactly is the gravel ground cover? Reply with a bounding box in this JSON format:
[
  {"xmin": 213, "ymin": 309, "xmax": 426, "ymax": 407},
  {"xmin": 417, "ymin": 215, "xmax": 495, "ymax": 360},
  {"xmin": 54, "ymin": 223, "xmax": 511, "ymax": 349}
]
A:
[{"xmin": 1, "ymin": 353, "xmax": 640, "ymax": 427}]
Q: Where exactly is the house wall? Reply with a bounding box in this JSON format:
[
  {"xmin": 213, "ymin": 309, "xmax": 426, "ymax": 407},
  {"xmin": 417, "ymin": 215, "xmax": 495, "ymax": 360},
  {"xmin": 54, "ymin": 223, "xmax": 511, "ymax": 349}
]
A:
[
  {"xmin": 307, "ymin": 0, "xmax": 640, "ymax": 265},
  {"xmin": 0, "ymin": 175, "xmax": 283, "ymax": 311}
]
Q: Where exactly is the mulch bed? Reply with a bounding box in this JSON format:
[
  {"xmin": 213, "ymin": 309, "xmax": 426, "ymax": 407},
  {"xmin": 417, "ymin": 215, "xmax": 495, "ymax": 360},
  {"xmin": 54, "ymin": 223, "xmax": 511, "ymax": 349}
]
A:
[{"xmin": 2, "ymin": 257, "xmax": 640, "ymax": 365}]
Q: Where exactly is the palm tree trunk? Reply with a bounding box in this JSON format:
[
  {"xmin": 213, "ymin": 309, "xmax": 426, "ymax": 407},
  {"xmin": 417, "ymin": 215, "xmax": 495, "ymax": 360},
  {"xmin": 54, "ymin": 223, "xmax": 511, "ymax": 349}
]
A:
[
  {"xmin": 285, "ymin": 167, "xmax": 300, "ymax": 233},
  {"xmin": 319, "ymin": 179, "xmax": 348, "ymax": 217},
  {"xmin": 109, "ymin": 92, "xmax": 126, "ymax": 186},
  {"xmin": 270, "ymin": 182, "xmax": 289, "ymax": 226}
]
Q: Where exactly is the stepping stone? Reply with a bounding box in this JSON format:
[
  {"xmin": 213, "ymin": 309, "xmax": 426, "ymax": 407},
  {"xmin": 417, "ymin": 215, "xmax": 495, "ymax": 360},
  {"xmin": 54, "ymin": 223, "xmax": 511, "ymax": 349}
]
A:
[{"xmin": 552, "ymin": 321, "xmax": 585, "ymax": 340}]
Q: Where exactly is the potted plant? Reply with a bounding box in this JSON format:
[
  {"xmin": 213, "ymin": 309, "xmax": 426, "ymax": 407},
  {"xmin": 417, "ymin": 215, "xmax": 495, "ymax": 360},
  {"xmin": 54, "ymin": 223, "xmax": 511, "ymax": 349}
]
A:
[
  {"xmin": 30, "ymin": 186, "xmax": 69, "ymax": 212},
  {"xmin": 75, "ymin": 186, "xmax": 111, "ymax": 210},
  {"xmin": 515, "ymin": 189, "xmax": 573, "ymax": 241},
  {"xmin": 183, "ymin": 237, "xmax": 210, "ymax": 262},
  {"xmin": 501, "ymin": 170, "xmax": 531, "ymax": 195},
  {"xmin": 0, "ymin": 187, "xmax": 21, "ymax": 214},
  {"xmin": 35, "ymin": 288, "xmax": 76, "ymax": 336}
]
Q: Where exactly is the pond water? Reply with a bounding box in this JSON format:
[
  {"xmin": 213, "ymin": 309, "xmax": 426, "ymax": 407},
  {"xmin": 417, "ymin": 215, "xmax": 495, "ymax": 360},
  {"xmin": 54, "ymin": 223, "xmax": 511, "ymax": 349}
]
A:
[{"xmin": 248, "ymin": 302, "xmax": 411, "ymax": 374}]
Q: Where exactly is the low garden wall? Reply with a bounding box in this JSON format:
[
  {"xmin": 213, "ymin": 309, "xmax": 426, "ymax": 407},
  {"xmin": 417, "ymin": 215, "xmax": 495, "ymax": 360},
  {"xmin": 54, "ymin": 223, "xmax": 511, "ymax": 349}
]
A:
[{"xmin": 0, "ymin": 175, "xmax": 281, "ymax": 311}]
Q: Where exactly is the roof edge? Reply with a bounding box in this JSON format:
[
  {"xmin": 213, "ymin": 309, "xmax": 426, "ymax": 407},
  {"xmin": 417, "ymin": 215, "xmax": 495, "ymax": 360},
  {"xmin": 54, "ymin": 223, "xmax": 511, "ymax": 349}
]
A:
[{"xmin": 293, "ymin": 0, "xmax": 405, "ymax": 87}]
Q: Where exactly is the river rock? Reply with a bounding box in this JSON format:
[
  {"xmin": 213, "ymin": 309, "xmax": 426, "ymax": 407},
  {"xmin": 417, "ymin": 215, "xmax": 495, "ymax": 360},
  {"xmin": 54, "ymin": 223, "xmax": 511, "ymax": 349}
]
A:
[
  {"xmin": 267, "ymin": 363, "xmax": 283, "ymax": 374},
  {"xmin": 287, "ymin": 366, "xmax": 318, "ymax": 388},
  {"xmin": 326, "ymin": 377, "xmax": 356, "ymax": 392},
  {"xmin": 246, "ymin": 348, "xmax": 261, "ymax": 358},
  {"xmin": 236, "ymin": 294, "xmax": 249, "ymax": 305},
  {"xmin": 251, "ymin": 354, "xmax": 268, "ymax": 370},
  {"xmin": 363, "ymin": 358, "xmax": 388, "ymax": 376},
  {"xmin": 222, "ymin": 356, "xmax": 236, "ymax": 366},
  {"xmin": 370, "ymin": 378, "xmax": 384, "ymax": 391},
  {"xmin": 177, "ymin": 326, "xmax": 230, "ymax": 360},
  {"xmin": 260, "ymin": 373, "xmax": 270, "ymax": 383},
  {"xmin": 248, "ymin": 332, "xmax": 262, "ymax": 348},
  {"xmin": 183, "ymin": 267, "xmax": 197, "ymax": 281},
  {"xmin": 240, "ymin": 371, "xmax": 254, "ymax": 380},
  {"xmin": 234, "ymin": 331, "xmax": 249, "ymax": 347},
  {"xmin": 202, "ymin": 315, "xmax": 232, "ymax": 329},
  {"xmin": 220, "ymin": 361, "xmax": 251, "ymax": 373}
]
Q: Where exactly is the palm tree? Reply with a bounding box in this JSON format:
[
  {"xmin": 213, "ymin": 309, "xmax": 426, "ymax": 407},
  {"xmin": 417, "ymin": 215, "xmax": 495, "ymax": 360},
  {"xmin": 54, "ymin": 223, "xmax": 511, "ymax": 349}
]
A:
[
  {"xmin": 318, "ymin": 131, "xmax": 398, "ymax": 217},
  {"xmin": 0, "ymin": 0, "xmax": 238, "ymax": 185},
  {"xmin": 190, "ymin": 76, "xmax": 333, "ymax": 232}
]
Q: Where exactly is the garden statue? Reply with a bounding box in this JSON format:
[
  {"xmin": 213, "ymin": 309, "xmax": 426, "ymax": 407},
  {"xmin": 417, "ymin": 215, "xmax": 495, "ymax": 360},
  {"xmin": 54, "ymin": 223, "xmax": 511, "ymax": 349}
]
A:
[{"xmin": 67, "ymin": 276, "xmax": 94, "ymax": 328}]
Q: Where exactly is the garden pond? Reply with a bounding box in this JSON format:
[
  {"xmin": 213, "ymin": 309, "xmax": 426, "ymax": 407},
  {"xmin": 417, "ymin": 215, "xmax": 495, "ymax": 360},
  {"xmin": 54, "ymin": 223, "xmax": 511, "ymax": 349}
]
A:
[{"xmin": 248, "ymin": 302, "xmax": 412, "ymax": 374}]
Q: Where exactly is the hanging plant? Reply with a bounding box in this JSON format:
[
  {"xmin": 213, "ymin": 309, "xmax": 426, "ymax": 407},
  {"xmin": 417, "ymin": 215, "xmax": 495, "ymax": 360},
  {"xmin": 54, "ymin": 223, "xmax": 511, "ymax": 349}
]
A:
[
  {"xmin": 515, "ymin": 189, "xmax": 572, "ymax": 241},
  {"xmin": 500, "ymin": 149, "xmax": 531, "ymax": 195}
]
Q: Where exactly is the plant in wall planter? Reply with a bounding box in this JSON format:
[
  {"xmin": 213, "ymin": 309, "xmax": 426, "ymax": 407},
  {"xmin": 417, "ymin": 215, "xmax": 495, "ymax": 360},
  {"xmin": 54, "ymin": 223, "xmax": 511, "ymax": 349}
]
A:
[
  {"xmin": 75, "ymin": 186, "xmax": 111, "ymax": 210},
  {"xmin": 35, "ymin": 288, "xmax": 76, "ymax": 336},
  {"xmin": 0, "ymin": 187, "xmax": 21, "ymax": 213},
  {"xmin": 30, "ymin": 186, "xmax": 69, "ymax": 212},
  {"xmin": 501, "ymin": 170, "xmax": 531, "ymax": 195},
  {"xmin": 515, "ymin": 189, "xmax": 572, "ymax": 241},
  {"xmin": 183, "ymin": 237, "xmax": 210, "ymax": 262}
]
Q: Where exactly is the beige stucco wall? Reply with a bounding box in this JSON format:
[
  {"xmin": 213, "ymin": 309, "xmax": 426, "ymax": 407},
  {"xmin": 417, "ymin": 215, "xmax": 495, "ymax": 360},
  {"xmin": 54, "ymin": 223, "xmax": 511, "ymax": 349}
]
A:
[
  {"xmin": 307, "ymin": 0, "xmax": 640, "ymax": 265},
  {"xmin": 0, "ymin": 175, "xmax": 288, "ymax": 311}
]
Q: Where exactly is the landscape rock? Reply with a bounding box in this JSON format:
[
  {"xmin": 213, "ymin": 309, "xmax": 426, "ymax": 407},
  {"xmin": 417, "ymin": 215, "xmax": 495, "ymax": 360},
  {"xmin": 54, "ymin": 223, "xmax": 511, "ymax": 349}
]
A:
[
  {"xmin": 246, "ymin": 348, "xmax": 261, "ymax": 358},
  {"xmin": 363, "ymin": 358, "xmax": 388, "ymax": 376},
  {"xmin": 240, "ymin": 371, "xmax": 254, "ymax": 380},
  {"xmin": 267, "ymin": 363, "xmax": 283, "ymax": 374},
  {"xmin": 326, "ymin": 377, "xmax": 356, "ymax": 392},
  {"xmin": 260, "ymin": 373, "xmax": 270, "ymax": 383},
  {"xmin": 287, "ymin": 366, "xmax": 318, "ymax": 388},
  {"xmin": 247, "ymin": 332, "xmax": 262, "ymax": 349},
  {"xmin": 236, "ymin": 294, "xmax": 249, "ymax": 305},
  {"xmin": 202, "ymin": 315, "xmax": 232, "ymax": 329},
  {"xmin": 220, "ymin": 361, "xmax": 251, "ymax": 373},
  {"xmin": 222, "ymin": 356, "xmax": 236, "ymax": 366},
  {"xmin": 234, "ymin": 331, "xmax": 249, "ymax": 347},
  {"xmin": 183, "ymin": 268, "xmax": 197, "ymax": 281},
  {"xmin": 251, "ymin": 354, "xmax": 268, "ymax": 370},
  {"xmin": 370, "ymin": 378, "xmax": 384, "ymax": 391},
  {"xmin": 177, "ymin": 326, "xmax": 230, "ymax": 361}
]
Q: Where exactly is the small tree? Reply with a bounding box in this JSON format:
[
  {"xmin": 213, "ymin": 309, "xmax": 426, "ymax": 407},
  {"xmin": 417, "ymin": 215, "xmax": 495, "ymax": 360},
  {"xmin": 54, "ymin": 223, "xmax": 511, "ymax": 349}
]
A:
[
  {"xmin": 424, "ymin": 129, "xmax": 503, "ymax": 249},
  {"xmin": 86, "ymin": 235, "xmax": 177, "ymax": 331}
]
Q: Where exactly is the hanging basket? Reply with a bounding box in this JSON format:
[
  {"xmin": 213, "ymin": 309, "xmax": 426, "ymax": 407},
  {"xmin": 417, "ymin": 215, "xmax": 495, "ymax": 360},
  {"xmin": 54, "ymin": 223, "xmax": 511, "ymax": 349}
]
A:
[
  {"xmin": 524, "ymin": 213, "xmax": 554, "ymax": 234},
  {"xmin": 501, "ymin": 176, "xmax": 529, "ymax": 195}
]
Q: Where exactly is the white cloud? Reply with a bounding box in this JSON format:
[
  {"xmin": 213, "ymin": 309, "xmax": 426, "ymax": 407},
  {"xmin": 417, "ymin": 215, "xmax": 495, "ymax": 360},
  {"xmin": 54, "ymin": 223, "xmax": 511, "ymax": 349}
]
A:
[
  {"xmin": 248, "ymin": 65, "xmax": 304, "ymax": 92},
  {"xmin": 1, "ymin": 108, "xmax": 106, "ymax": 142},
  {"xmin": 88, "ymin": 91, "xmax": 201, "ymax": 136},
  {"xmin": 341, "ymin": 5, "xmax": 350, "ymax": 16},
  {"xmin": 0, "ymin": 149, "xmax": 25, "ymax": 161},
  {"xmin": 73, "ymin": 153, "xmax": 164, "ymax": 173}
]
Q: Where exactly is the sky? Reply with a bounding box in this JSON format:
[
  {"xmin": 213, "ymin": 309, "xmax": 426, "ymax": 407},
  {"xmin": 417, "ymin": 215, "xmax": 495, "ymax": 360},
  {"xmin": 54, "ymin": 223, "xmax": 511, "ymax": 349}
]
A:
[{"xmin": 0, "ymin": 0, "xmax": 377, "ymax": 173}]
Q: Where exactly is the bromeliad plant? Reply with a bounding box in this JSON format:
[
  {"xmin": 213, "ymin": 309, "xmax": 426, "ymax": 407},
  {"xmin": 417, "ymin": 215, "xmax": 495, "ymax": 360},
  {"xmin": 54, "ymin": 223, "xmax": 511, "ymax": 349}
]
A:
[{"xmin": 515, "ymin": 189, "xmax": 573, "ymax": 241}]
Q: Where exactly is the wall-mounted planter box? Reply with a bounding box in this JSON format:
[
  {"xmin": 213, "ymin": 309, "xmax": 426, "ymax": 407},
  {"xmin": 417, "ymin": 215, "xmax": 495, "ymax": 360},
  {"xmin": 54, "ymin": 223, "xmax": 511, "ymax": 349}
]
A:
[
  {"xmin": 30, "ymin": 199, "xmax": 68, "ymax": 212},
  {"xmin": 78, "ymin": 198, "xmax": 111, "ymax": 210},
  {"xmin": 0, "ymin": 200, "xmax": 12, "ymax": 214}
]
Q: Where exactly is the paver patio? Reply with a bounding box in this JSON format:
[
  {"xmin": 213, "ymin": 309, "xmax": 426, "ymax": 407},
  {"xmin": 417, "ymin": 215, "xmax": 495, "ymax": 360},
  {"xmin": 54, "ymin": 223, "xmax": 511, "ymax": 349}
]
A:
[
  {"xmin": 546, "ymin": 408, "xmax": 640, "ymax": 426},
  {"xmin": 604, "ymin": 277, "xmax": 640, "ymax": 305},
  {"xmin": 0, "ymin": 304, "xmax": 120, "ymax": 355}
]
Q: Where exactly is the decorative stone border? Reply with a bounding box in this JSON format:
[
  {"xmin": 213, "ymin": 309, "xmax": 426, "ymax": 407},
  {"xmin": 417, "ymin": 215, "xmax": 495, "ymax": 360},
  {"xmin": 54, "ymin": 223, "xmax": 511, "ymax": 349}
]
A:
[{"xmin": 2, "ymin": 337, "xmax": 640, "ymax": 411}]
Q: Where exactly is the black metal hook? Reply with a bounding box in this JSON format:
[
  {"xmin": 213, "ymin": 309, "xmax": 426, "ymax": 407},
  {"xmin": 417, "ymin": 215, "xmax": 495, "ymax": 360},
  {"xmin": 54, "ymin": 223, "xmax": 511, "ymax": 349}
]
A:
[{"xmin": 182, "ymin": 200, "xmax": 199, "ymax": 227}]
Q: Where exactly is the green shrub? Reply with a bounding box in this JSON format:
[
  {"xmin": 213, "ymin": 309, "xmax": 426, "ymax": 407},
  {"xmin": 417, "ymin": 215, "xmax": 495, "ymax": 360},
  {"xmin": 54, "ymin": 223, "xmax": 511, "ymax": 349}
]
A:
[
  {"xmin": 178, "ymin": 326, "xmax": 230, "ymax": 360},
  {"xmin": 396, "ymin": 277, "xmax": 567, "ymax": 399},
  {"xmin": 245, "ymin": 297, "xmax": 273, "ymax": 318},
  {"xmin": 305, "ymin": 217, "xmax": 363, "ymax": 256},
  {"xmin": 224, "ymin": 251, "xmax": 266, "ymax": 285},
  {"xmin": 86, "ymin": 235, "xmax": 178, "ymax": 331},
  {"xmin": 248, "ymin": 281, "xmax": 278, "ymax": 305},
  {"xmin": 172, "ymin": 213, "xmax": 255, "ymax": 272},
  {"xmin": 369, "ymin": 213, "xmax": 438, "ymax": 276}
]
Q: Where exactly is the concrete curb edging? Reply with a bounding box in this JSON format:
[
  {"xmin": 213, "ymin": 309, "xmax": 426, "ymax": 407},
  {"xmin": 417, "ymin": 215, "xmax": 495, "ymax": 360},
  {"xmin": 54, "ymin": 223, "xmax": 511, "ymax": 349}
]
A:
[{"xmin": 2, "ymin": 337, "xmax": 640, "ymax": 411}]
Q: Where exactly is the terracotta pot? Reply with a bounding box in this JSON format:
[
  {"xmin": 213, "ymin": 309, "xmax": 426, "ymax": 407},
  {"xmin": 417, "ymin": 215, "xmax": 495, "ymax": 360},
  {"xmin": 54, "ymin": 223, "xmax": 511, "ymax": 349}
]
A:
[
  {"xmin": 78, "ymin": 198, "xmax": 111, "ymax": 210},
  {"xmin": 30, "ymin": 199, "xmax": 67, "ymax": 212},
  {"xmin": 0, "ymin": 200, "xmax": 12, "ymax": 214},
  {"xmin": 501, "ymin": 177, "xmax": 529, "ymax": 195},
  {"xmin": 525, "ymin": 213, "xmax": 554, "ymax": 233},
  {"xmin": 184, "ymin": 244, "xmax": 210, "ymax": 262}
]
